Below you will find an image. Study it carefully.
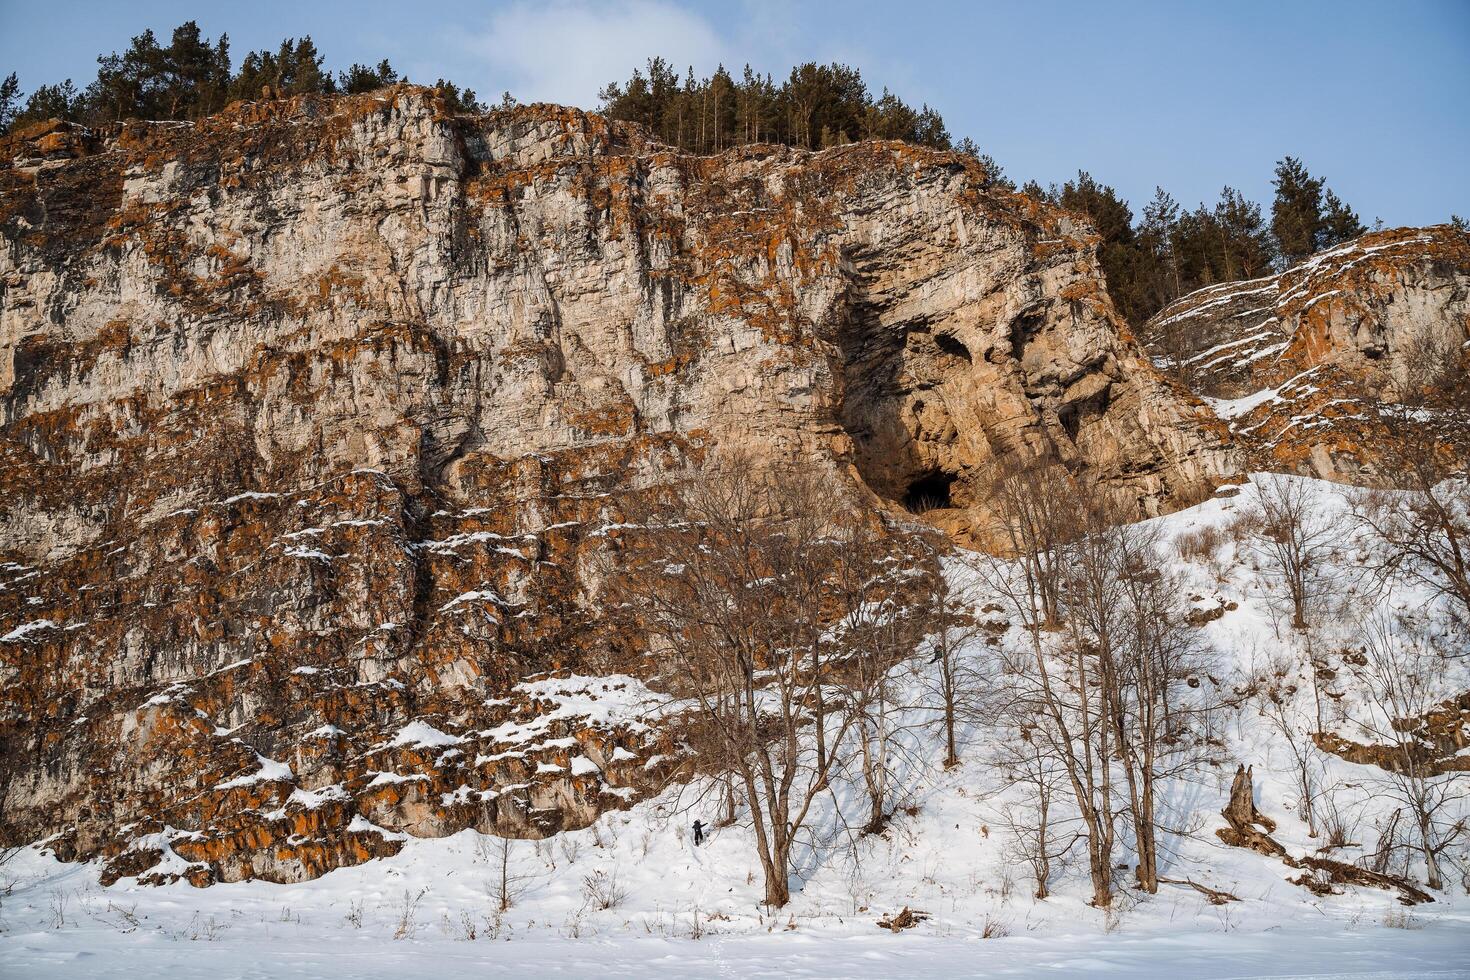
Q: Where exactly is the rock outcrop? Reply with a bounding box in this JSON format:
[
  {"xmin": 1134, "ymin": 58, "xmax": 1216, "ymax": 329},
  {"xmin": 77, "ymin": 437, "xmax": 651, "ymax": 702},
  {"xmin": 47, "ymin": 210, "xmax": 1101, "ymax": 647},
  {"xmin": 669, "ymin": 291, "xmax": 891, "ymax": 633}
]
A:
[
  {"xmin": 0, "ymin": 87, "xmax": 1235, "ymax": 883},
  {"xmin": 1141, "ymin": 226, "xmax": 1470, "ymax": 480}
]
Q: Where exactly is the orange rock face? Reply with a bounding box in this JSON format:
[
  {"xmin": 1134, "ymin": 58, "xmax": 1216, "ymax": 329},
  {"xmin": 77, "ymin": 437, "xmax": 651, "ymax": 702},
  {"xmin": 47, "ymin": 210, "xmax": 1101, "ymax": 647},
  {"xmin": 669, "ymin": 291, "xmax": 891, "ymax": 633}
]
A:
[
  {"xmin": 1142, "ymin": 226, "xmax": 1470, "ymax": 481},
  {"xmin": 1, "ymin": 88, "xmax": 1235, "ymax": 884}
]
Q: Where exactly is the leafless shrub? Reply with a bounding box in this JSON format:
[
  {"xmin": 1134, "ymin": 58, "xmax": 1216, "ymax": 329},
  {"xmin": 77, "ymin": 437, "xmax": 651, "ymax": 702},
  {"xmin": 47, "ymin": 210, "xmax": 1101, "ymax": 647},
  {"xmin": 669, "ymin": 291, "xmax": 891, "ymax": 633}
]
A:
[
  {"xmin": 562, "ymin": 908, "xmax": 588, "ymax": 938},
  {"xmin": 107, "ymin": 901, "xmax": 140, "ymax": 931},
  {"xmin": 344, "ymin": 898, "xmax": 365, "ymax": 929},
  {"xmin": 483, "ymin": 908, "xmax": 509, "ymax": 940},
  {"xmin": 1317, "ymin": 791, "xmax": 1358, "ymax": 851},
  {"xmin": 392, "ymin": 887, "xmax": 428, "ymax": 940},
  {"xmin": 1255, "ymin": 652, "xmax": 1329, "ymax": 837},
  {"xmin": 1345, "ymin": 614, "xmax": 1469, "ymax": 891},
  {"xmin": 441, "ymin": 909, "xmax": 477, "ymax": 941},
  {"xmin": 1175, "ymin": 525, "xmax": 1225, "ymax": 562},
  {"xmin": 190, "ymin": 913, "xmax": 227, "ymax": 941},
  {"xmin": 1243, "ymin": 475, "xmax": 1339, "ymax": 631},
  {"xmin": 49, "ymin": 891, "xmax": 69, "ymax": 929},
  {"xmin": 1353, "ymin": 481, "xmax": 1470, "ymax": 632},
  {"xmin": 581, "ymin": 868, "xmax": 627, "ymax": 911},
  {"xmin": 1383, "ymin": 908, "xmax": 1423, "ymax": 930}
]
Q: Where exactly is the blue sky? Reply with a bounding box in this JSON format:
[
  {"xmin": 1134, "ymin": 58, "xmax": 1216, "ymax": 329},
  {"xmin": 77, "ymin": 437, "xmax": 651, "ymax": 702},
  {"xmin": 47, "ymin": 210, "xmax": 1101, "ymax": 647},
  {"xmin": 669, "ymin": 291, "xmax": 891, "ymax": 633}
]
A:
[{"xmin": 3, "ymin": 0, "xmax": 1466, "ymax": 226}]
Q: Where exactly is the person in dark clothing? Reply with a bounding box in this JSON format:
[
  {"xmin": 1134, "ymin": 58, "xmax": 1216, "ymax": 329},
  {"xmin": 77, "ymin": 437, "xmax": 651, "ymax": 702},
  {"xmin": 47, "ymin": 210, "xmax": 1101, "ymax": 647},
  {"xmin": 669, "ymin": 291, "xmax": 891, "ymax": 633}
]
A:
[{"xmin": 692, "ymin": 820, "xmax": 705, "ymax": 846}]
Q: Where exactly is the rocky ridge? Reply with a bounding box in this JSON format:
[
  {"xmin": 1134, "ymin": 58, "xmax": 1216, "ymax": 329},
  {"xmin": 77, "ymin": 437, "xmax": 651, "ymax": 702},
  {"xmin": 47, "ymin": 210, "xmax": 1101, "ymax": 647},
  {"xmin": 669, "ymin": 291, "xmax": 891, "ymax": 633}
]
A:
[
  {"xmin": 1141, "ymin": 225, "xmax": 1470, "ymax": 480},
  {"xmin": 0, "ymin": 87, "xmax": 1235, "ymax": 884}
]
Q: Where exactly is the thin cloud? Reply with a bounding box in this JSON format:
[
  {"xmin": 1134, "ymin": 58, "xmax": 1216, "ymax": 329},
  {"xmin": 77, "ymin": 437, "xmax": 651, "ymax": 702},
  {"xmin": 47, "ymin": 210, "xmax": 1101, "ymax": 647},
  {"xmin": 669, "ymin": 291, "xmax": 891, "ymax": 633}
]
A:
[{"xmin": 469, "ymin": 0, "xmax": 730, "ymax": 108}]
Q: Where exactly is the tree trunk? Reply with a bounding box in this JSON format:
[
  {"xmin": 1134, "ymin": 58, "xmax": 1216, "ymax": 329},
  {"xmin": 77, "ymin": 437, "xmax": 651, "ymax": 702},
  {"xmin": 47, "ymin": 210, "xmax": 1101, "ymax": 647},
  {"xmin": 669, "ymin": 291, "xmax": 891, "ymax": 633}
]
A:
[
  {"xmin": 1417, "ymin": 810, "xmax": 1444, "ymax": 890},
  {"xmin": 859, "ymin": 720, "xmax": 886, "ymax": 834},
  {"xmin": 943, "ymin": 702, "xmax": 959, "ymax": 769},
  {"xmin": 1086, "ymin": 828, "xmax": 1113, "ymax": 908},
  {"xmin": 1134, "ymin": 778, "xmax": 1158, "ymax": 893}
]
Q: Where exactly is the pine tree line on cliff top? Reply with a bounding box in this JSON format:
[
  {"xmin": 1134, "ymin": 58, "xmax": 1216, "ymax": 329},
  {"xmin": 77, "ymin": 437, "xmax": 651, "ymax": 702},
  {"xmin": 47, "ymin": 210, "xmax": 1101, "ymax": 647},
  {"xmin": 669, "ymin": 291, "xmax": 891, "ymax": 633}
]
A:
[
  {"xmin": 0, "ymin": 21, "xmax": 486, "ymax": 133},
  {"xmin": 1022, "ymin": 160, "xmax": 1367, "ymax": 326},
  {"xmin": 1, "ymin": 27, "xmax": 1371, "ymax": 327},
  {"xmin": 596, "ymin": 58, "xmax": 952, "ymax": 155}
]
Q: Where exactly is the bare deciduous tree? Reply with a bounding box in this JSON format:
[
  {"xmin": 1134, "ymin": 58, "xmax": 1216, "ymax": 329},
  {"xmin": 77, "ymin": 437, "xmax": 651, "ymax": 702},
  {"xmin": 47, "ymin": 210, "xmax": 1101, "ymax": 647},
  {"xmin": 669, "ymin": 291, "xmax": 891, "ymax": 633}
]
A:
[
  {"xmin": 611, "ymin": 461, "xmax": 882, "ymax": 907},
  {"xmin": 1254, "ymin": 651, "xmax": 1330, "ymax": 838},
  {"xmin": 1243, "ymin": 475, "xmax": 1339, "ymax": 631},
  {"xmin": 827, "ymin": 518, "xmax": 928, "ymax": 835},
  {"xmin": 996, "ymin": 737, "xmax": 1077, "ymax": 899},
  {"xmin": 978, "ymin": 467, "xmax": 1119, "ymax": 908},
  {"xmin": 477, "ymin": 833, "xmax": 536, "ymax": 913},
  {"xmin": 1347, "ymin": 614, "xmax": 1469, "ymax": 891},
  {"xmin": 980, "ymin": 466, "xmax": 1223, "ymax": 902},
  {"xmin": 912, "ymin": 563, "xmax": 994, "ymax": 770},
  {"xmin": 1355, "ymin": 333, "xmax": 1470, "ymax": 629},
  {"xmin": 1109, "ymin": 525, "xmax": 1220, "ymax": 893}
]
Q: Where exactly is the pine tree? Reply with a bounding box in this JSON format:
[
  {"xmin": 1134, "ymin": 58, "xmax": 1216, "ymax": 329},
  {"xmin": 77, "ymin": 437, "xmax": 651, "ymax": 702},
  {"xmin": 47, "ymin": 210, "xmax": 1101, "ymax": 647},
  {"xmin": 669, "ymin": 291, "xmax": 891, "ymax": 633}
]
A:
[
  {"xmin": 156, "ymin": 21, "xmax": 232, "ymax": 118},
  {"xmin": 1054, "ymin": 172, "xmax": 1148, "ymax": 323},
  {"xmin": 1271, "ymin": 156, "xmax": 1323, "ymax": 266},
  {"xmin": 0, "ymin": 73, "xmax": 20, "ymax": 134},
  {"xmin": 11, "ymin": 20, "xmax": 484, "ymax": 126},
  {"xmin": 278, "ymin": 37, "xmax": 332, "ymax": 96},
  {"xmin": 339, "ymin": 60, "xmax": 401, "ymax": 94},
  {"xmin": 12, "ymin": 80, "xmax": 82, "ymax": 129},
  {"xmin": 432, "ymin": 79, "xmax": 484, "ymax": 114},
  {"xmin": 1320, "ymin": 188, "xmax": 1366, "ymax": 248},
  {"xmin": 598, "ymin": 59, "xmax": 950, "ymax": 154},
  {"xmin": 88, "ymin": 29, "xmax": 163, "ymax": 122},
  {"xmin": 1139, "ymin": 187, "xmax": 1181, "ymax": 302},
  {"xmin": 1214, "ymin": 186, "xmax": 1272, "ymax": 279}
]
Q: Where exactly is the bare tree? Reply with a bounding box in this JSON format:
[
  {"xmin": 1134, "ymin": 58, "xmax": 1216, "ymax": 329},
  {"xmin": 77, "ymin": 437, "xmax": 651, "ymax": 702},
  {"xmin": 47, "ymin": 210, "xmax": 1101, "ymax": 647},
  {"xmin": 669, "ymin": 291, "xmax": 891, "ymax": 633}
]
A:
[
  {"xmin": 1108, "ymin": 524, "xmax": 1220, "ymax": 893},
  {"xmin": 912, "ymin": 563, "xmax": 994, "ymax": 770},
  {"xmin": 981, "ymin": 466, "xmax": 1223, "ymax": 902},
  {"xmin": 987, "ymin": 466, "xmax": 1069, "ymax": 627},
  {"xmin": 1354, "ymin": 333, "xmax": 1470, "ymax": 627},
  {"xmin": 477, "ymin": 833, "xmax": 536, "ymax": 912},
  {"xmin": 995, "ymin": 736, "xmax": 1077, "ymax": 899},
  {"xmin": 1354, "ymin": 481, "xmax": 1470, "ymax": 629},
  {"xmin": 978, "ymin": 467, "xmax": 1119, "ymax": 908},
  {"xmin": 611, "ymin": 461, "xmax": 866, "ymax": 907},
  {"xmin": 1254, "ymin": 651, "xmax": 1330, "ymax": 838},
  {"xmin": 1346, "ymin": 613, "xmax": 1469, "ymax": 890},
  {"xmin": 826, "ymin": 518, "xmax": 927, "ymax": 835},
  {"xmin": 1243, "ymin": 475, "xmax": 1339, "ymax": 631}
]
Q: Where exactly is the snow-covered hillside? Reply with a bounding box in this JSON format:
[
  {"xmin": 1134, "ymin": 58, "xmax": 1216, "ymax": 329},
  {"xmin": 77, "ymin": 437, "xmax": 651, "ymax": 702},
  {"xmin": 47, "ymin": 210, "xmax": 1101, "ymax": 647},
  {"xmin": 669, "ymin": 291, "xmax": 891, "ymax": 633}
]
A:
[{"xmin": 3, "ymin": 475, "xmax": 1467, "ymax": 979}]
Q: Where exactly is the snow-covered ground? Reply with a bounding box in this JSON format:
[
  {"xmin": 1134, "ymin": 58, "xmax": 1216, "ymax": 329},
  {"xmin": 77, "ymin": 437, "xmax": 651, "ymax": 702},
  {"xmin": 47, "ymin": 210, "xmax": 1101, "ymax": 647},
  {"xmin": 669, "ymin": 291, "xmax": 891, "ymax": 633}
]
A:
[{"xmin": 3, "ymin": 475, "xmax": 1468, "ymax": 978}]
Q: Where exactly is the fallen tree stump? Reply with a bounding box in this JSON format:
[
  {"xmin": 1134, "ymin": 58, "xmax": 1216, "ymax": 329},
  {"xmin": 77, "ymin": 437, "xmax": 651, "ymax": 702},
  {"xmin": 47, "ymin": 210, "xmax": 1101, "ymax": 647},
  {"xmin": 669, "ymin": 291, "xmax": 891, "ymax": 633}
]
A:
[
  {"xmin": 1289, "ymin": 855, "xmax": 1435, "ymax": 906},
  {"xmin": 1216, "ymin": 762, "xmax": 1434, "ymax": 906},
  {"xmin": 877, "ymin": 907, "xmax": 929, "ymax": 931}
]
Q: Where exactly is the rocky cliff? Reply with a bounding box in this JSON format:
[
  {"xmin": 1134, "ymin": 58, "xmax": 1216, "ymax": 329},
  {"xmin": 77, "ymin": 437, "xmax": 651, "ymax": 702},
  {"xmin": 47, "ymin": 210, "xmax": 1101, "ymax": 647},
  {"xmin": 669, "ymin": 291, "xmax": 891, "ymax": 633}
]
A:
[
  {"xmin": 0, "ymin": 87, "xmax": 1235, "ymax": 884},
  {"xmin": 1140, "ymin": 226, "xmax": 1470, "ymax": 480}
]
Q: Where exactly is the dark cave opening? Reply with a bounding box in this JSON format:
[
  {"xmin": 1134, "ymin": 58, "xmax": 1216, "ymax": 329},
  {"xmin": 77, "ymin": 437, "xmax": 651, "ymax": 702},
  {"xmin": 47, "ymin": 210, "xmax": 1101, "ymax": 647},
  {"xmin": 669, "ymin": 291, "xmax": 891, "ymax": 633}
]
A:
[
  {"xmin": 934, "ymin": 332, "xmax": 972, "ymax": 363},
  {"xmin": 903, "ymin": 470, "xmax": 956, "ymax": 513},
  {"xmin": 1059, "ymin": 403, "xmax": 1081, "ymax": 442}
]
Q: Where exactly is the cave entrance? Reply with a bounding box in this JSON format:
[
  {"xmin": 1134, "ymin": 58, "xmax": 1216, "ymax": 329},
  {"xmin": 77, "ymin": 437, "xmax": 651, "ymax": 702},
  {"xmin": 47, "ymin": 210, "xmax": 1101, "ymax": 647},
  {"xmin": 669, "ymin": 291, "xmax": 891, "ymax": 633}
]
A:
[{"xmin": 903, "ymin": 470, "xmax": 956, "ymax": 513}]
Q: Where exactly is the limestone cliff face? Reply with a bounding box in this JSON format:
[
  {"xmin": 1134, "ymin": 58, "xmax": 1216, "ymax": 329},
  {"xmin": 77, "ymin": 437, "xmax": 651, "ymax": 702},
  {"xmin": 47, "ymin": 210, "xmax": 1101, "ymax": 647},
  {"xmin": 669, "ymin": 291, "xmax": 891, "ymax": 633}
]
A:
[
  {"xmin": 1141, "ymin": 226, "xmax": 1470, "ymax": 480},
  {"xmin": 0, "ymin": 87, "xmax": 1235, "ymax": 884}
]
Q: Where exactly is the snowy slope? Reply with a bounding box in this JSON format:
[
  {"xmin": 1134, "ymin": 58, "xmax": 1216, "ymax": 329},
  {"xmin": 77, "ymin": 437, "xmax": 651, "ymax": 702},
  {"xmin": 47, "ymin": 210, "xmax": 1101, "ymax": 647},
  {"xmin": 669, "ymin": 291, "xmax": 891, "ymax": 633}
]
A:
[{"xmin": 2, "ymin": 475, "xmax": 1468, "ymax": 978}]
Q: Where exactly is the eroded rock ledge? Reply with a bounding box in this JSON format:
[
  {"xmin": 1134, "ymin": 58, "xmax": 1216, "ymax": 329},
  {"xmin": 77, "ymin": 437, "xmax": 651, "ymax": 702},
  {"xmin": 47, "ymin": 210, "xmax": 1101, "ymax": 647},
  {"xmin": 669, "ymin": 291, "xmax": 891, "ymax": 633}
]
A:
[{"xmin": 1140, "ymin": 226, "xmax": 1470, "ymax": 481}]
